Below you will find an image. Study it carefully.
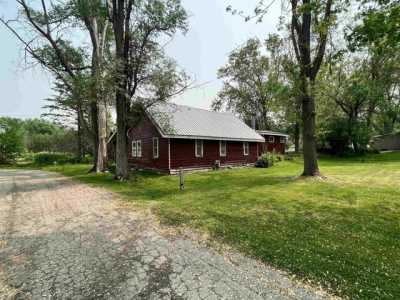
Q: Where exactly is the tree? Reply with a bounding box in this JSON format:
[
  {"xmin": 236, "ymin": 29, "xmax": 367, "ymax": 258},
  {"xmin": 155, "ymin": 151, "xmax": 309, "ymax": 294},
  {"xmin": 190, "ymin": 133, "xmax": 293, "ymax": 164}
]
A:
[
  {"xmin": 106, "ymin": 0, "xmax": 188, "ymax": 180},
  {"xmin": 1, "ymin": 0, "xmax": 112, "ymax": 172},
  {"xmin": 73, "ymin": 0, "xmax": 112, "ymax": 172},
  {"xmin": 213, "ymin": 37, "xmax": 285, "ymax": 130},
  {"xmin": 228, "ymin": 0, "xmax": 340, "ymax": 176},
  {"xmin": 0, "ymin": 118, "xmax": 24, "ymax": 164}
]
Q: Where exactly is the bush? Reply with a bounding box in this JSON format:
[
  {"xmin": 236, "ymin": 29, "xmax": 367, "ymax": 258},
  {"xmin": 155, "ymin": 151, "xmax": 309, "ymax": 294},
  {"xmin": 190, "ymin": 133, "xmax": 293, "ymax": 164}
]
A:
[
  {"xmin": 33, "ymin": 152, "xmax": 84, "ymax": 165},
  {"xmin": 256, "ymin": 151, "xmax": 283, "ymax": 168}
]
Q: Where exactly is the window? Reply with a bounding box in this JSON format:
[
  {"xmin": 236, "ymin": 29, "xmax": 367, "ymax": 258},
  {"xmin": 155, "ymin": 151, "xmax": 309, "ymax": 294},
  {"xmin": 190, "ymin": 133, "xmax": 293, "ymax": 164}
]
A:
[
  {"xmin": 137, "ymin": 140, "xmax": 142, "ymax": 157},
  {"xmin": 280, "ymin": 137, "xmax": 286, "ymax": 144},
  {"xmin": 220, "ymin": 141, "xmax": 227, "ymax": 157},
  {"xmin": 132, "ymin": 140, "xmax": 137, "ymax": 157},
  {"xmin": 195, "ymin": 140, "xmax": 203, "ymax": 157},
  {"xmin": 153, "ymin": 137, "xmax": 159, "ymax": 158},
  {"xmin": 243, "ymin": 142, "xmax": 249, "ymax": 156},
  {"xmin": 269, "ymin": 136, "xmax": 275, "ymax": 143},
  {"xmin": 132, "ymin": 140, "xmax": 142, "ymax": 157}
]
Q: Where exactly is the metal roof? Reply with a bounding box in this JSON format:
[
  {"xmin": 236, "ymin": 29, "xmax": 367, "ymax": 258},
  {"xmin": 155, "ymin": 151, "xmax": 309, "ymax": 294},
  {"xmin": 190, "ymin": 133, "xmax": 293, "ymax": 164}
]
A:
[
  {"xmin": 148, "ymin": 103, "xmax": 265, "ymax": 142},
  {"xmin": 257, "ymin": 130, "xmax": 289, "ymax": 137}
]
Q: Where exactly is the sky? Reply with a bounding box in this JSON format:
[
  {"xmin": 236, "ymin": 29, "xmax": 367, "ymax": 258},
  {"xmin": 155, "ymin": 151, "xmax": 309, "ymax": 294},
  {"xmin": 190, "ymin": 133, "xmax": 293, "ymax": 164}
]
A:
[{"xmin": 0, "ymin": 0, "xmax": 281, "ymax": 119}]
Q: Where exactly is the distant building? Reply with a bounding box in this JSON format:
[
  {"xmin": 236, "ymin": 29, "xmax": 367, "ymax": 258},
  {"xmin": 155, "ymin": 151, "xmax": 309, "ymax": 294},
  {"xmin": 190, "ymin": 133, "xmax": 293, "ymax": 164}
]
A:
[
  {"xmin": 257, "ymin": 130, "xmax": 289, "ymax": 155},
  {"xmin": 371, "ymin": 133, "xmax": 400, "ymax": 151}
]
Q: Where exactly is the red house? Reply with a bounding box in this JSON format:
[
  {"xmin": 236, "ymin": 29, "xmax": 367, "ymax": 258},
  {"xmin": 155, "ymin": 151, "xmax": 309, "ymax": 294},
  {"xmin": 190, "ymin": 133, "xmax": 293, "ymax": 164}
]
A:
[
  {"xmin": 126, "ymin": 103, "xmax": 267, "ymax": 174},
  {"xmin": 257, "ymin": 130, "xmax": 289, "ymax": 154}
]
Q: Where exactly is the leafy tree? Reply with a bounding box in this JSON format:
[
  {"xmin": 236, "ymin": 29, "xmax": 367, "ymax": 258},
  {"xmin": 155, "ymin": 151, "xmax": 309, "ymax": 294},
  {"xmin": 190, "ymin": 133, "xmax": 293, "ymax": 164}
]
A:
[
  {"xmin": 106, "ymin": 0, "xmax": 189, "ymax": 180},
  {"xmin": 213, "ymin": 37, "xmax": 285, "ymax": 130},
  {"xmin": 228, "ymin": 0, "xmax": 343, "ymax": 175},
  {"xmin": 0, "ymin": 118, "xmax": 24, "ymax": 163}
]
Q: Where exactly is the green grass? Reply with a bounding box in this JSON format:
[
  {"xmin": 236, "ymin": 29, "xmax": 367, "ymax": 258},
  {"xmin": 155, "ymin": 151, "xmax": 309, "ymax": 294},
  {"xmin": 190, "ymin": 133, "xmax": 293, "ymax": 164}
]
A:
[{"xmin": 14, "ymin": 152, "xmax": 400, "ymax": 299}]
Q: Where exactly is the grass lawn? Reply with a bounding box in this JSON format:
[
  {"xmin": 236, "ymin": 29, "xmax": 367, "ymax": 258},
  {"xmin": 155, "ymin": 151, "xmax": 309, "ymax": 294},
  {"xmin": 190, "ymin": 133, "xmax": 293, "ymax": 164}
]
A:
[{"xmin": 21, "ymin": 152, "xmax": 400, "ymax": 299}]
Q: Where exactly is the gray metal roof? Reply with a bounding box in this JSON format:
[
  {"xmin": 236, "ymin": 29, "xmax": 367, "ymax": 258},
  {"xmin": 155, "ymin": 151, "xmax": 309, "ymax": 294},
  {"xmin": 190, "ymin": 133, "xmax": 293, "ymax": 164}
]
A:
[
  {"xmin": 148, "ymin": 103, "xmax": 265, "ymax": 142},
  {"xmin": 257, "ymin": 130, "xmax": 289, "ymax": 137}
]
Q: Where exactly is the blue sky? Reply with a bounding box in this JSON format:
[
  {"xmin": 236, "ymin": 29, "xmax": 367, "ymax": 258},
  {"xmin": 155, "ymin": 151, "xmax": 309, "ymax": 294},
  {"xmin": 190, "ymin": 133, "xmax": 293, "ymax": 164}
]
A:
[{"xmin": 0, "ymin": 0, "xmax": 281, "ymax": 118}]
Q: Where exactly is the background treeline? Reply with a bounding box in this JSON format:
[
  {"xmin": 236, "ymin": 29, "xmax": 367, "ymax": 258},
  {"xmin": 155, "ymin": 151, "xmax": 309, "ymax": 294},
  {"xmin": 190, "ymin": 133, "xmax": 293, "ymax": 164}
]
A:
[{"xmin": 0, "ymin": 117, "xmax": 90, "ymax": 164}]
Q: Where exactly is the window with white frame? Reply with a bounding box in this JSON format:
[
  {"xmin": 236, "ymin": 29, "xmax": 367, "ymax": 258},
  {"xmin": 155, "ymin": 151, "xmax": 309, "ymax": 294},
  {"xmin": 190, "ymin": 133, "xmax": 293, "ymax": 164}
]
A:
[
  {"xmin": 195, "ymin": 140, "xmax": 203, "ymax": 157},
  {"xmin": 243, "ymin": 142, "xmax": 249, "ymax": 156},
  {"xmin": 269, "ymin": 136, "xmax": 275, "ymax": 143},
  {"xmin": 132, "ymin": 140, "xmax": 142, "ymax": 157},
  {"xmin": 137, "ymin": 140, "xmax": 142, "ymax": 157},
  {"xmin": 153, "ymin": 137, "xmax": 159, "ymax": 158},
  {"xmin": 220, "ymin": 141, "xmax": 227, "ymax": 157},
  {"xmin": 280, "ymin": 136, "xmax": 286, "ymax": 144},
  {"xmin": 132, "ymin": 140, "xmax": 137, "ymax": 157}
]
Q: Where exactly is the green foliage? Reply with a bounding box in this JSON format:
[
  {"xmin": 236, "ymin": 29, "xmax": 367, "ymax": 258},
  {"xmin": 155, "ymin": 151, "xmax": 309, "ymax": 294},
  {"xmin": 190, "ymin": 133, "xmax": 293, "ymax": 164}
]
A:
[
  {"xmin": 32, "ymin": 152, "xmax": 91, "ymax": 165},
  {"xmin": 213, "ymin": 36, "xmax": 290, "ymax": 130},
  {"xmin": 0, "ymin": 118, "xmax": 24, "ymax": 163},
  {"xmin": 42, "ymin": 152, "xmax": 400, "ymax": 299}
]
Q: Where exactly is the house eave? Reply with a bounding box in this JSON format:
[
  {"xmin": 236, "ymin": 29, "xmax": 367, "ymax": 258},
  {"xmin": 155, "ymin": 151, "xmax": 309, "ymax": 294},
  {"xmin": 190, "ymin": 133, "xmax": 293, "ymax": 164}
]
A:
[{"xmin": 162, "ymin": 134, "xmax": 265, "ymax": 143}]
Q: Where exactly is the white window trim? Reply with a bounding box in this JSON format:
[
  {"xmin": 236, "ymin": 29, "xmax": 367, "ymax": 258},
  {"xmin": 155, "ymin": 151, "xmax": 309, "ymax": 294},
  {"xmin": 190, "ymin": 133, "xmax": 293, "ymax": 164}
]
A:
[
  {"xmin": 132, "ymin": 140, "xmax": 137, "ymax": 157},
  {"xmin": 220, "ymin": 140, "xmax": 227, "ymax": 157},
  {"xmin": 269, "ymin": 136, "xmax": 275, "ymax": 143},
  {"xmin": 280, "ymin": 137, "xmax": 286, "ymax": 144},
  {"xmin": 153, "ymin": 137, "xmax": 159, "ymax": 159},
  {"xmin": 243, "ymin": 142, "xmax": 249, "ymax": 156},
  {"xmin": 195, "ymin": 140, "xmax": 203, "ymax": 157}
]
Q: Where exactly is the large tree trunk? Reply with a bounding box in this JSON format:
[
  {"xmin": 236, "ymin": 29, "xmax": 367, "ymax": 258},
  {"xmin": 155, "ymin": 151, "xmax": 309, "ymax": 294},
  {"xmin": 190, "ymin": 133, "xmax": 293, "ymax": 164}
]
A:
[
  {"xmin": 115, "ymin": 90, "xmax": 129, "ymax": 179},
  {"xmin": 301, "ymin": 79, "xmax": 320, "ymax": 176}
]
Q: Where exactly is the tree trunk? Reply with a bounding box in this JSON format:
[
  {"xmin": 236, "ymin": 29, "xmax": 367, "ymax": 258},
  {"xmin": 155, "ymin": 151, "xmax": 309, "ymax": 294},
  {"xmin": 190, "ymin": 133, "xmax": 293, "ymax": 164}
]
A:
[
  {"xmin": 294, "ymin": 121, "xmax": 300, "ymax": 153},
  {"xmin": 115, "ymin": 90, "xmax": 129, "ymax": 180},
  {"xmin": 76, "ymin": 107, "xmax": 84, "ymax": 162},
  {"xmin": 96, "ymin": 99, "xmax": 108, "ymax": 172},
  {"xmin": 90, "ymin": 101, "xmax": 99, "ymax": 171},
  {"xmin": 301, "ymin": 79, "xmax": 320, "ymax": 176}
]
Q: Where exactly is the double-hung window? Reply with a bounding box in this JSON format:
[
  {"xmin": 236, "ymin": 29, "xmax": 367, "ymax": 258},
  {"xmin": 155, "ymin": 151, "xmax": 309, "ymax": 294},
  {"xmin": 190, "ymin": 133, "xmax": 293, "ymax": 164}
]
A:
[
  {"xmin": 153, "ymin": 137, "xmax": 159, "ymax": 158},
  {"xmin": 220, "ymin": 141, "xmax": 227, "ymax": 157},
  {"xmin": 269, "ymin": 136, "xmax": 275, "ymax": 143},
  {"xmin": 243, "ymin": 142, "xmax": 249, "ymax": 156},
  {"xmin": 280, "ymin": 137, "xmax": 286, "ymax": 144},
  {"xmin": 195, "ymin": 140, "xmax": 203, "ymax": 157},
  {"xmin": 132, "ymin": 140, "xmax": 142, "ymax": 157}
]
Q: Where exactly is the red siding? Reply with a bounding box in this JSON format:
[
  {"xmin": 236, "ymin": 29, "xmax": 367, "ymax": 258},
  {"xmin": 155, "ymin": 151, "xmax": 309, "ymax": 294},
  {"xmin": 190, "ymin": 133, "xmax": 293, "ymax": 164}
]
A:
[
  {"xmin": 170, "ymin": 139, "xmax": 259, "ymax": 170},
  {"xmin": 127, "ymin": 115, "xmax": 170, "ymax": 172},
  {"xmin": 260, "ymin": 135, "xmax": 286, "ymax": 154},
  {"xmin": 127, "ymin": 114, "xmax": 264, "ymax": 173}
]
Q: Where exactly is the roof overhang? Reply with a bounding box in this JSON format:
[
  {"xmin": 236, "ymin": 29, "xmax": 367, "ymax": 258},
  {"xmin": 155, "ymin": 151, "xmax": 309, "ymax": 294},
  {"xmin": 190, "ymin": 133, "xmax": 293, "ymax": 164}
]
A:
[
  {"xmin": 161, "ymin": 134, "xmax": 265, "ymax": 143},
  {"xmin": 257, "ymin": 130, "xmax": 289, "ymax": 138}
]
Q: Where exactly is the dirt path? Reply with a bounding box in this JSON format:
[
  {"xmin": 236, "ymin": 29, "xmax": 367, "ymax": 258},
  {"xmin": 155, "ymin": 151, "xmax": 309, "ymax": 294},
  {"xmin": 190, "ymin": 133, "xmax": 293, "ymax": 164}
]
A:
[{"xmin": 0, "ymin": 169, "xmax": 333, "ymax": 299}]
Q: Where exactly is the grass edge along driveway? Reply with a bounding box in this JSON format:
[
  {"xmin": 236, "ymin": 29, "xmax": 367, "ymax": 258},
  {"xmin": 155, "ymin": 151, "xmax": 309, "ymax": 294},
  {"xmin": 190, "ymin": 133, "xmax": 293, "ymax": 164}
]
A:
[{"xmin": 20, "ymin": 152, "xmax": 400, "ymax": 299}]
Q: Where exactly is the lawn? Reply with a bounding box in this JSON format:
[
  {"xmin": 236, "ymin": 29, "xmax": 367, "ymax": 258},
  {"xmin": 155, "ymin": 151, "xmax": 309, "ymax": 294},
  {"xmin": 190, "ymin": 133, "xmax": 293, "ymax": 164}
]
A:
[{"xmin": 36, "ymin": 152, "xmax": 400, "ymax": 299}]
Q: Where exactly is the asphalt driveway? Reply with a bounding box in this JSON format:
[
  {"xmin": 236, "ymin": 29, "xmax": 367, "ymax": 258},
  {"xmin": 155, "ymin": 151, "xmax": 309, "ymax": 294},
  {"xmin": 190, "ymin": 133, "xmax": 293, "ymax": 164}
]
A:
[{"xmin": 0, "ymin": 169, "xmax": 333, "ymax": 299}]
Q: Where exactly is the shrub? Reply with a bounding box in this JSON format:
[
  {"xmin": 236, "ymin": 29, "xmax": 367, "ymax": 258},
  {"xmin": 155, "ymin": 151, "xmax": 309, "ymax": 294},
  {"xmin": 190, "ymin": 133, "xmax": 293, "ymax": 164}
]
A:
[
  {"xmin": 257, "ymin": 151, "xmax": 282, "ymax": 168},
  {"xmin": 33, "ymin": 152, "xmax": 81, "ymax": 165}
]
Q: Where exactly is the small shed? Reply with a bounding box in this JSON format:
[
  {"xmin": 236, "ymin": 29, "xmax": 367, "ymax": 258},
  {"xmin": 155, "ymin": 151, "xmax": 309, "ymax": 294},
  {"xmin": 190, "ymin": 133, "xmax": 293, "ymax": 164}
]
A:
[{"xmin": 371, "ymin": 133, "xmax": 400, "ymax": 151}]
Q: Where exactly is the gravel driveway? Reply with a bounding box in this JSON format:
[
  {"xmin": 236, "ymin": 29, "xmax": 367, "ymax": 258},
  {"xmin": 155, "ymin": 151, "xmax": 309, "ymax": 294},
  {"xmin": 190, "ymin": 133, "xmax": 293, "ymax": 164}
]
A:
[{"xmin": 0, "ymin": 169, "xmax": 333, "ymax": 299}]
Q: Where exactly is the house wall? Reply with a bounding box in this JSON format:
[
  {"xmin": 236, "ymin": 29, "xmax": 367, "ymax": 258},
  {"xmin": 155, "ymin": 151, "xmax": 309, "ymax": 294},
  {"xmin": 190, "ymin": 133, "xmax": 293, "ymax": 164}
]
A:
[
  {"xmin": 127, "ymin": 115, "xmax": 170, "ymax": 172},
  {"xmin": 170, "ymin": 139, "xmax": 260, "ymax": 171},
  {"xmin": 260, "ymin": 134, "xmax": 286, "ymax": 154}
]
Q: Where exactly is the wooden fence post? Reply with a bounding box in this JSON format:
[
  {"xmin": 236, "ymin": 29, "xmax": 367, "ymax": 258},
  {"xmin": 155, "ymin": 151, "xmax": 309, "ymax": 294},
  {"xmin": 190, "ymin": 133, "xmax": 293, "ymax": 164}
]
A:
[{"xmin": 179, "ymin": 168, "xmax": 184, "ymax": 191}]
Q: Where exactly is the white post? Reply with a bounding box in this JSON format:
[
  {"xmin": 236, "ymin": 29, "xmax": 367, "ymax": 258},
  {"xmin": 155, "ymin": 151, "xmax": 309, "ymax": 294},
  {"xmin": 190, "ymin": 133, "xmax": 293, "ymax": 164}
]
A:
[{"xmin": 179, "ymin": 168, "xmax": 184, "ymax": 191}]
